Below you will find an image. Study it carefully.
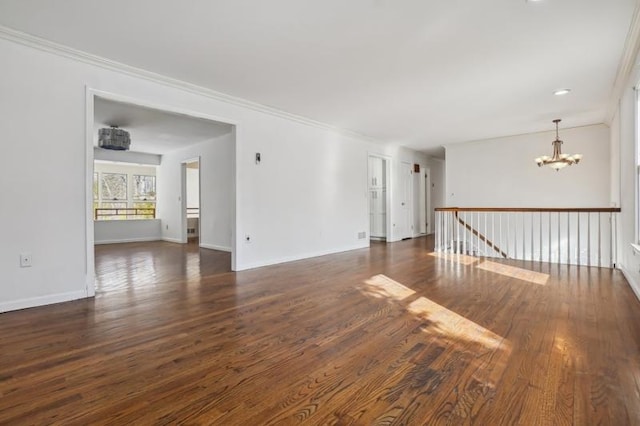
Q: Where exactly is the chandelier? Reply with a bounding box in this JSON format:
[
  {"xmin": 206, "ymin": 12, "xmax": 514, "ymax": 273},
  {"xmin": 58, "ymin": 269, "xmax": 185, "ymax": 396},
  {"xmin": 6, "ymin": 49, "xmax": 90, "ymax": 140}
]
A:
[
  {"xmin": 534, "ymin": 119, "xmax": 582, "ymax": 171},
  {"xmin": 98, "ymin": 126, "xmax": 131, "ymax": 151}
]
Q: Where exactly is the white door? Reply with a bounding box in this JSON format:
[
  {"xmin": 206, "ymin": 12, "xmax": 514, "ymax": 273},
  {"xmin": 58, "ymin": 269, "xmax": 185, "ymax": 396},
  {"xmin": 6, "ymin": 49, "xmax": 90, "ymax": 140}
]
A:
[
  {"xmin": 418, "ymin": 168, "xmax": 427, "ymax": 234},
  {"xmin": 399, "ymin": 162, "xmax": 413, "ymax": 239}
]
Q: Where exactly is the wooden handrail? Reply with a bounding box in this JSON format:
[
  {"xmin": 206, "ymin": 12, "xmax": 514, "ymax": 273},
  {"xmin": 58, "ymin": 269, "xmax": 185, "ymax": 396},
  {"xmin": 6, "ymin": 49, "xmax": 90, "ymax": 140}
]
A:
[
  {"xmin": 95, "ymin": 207, "xmax": 156, "ymax": 220},
  {"xmin": 453, "ymin": 211, "xmax": 508, "ymax": 258},
  {"xmin": 436, "ymin": 207, "xmax": 621, "ymax": 213}
]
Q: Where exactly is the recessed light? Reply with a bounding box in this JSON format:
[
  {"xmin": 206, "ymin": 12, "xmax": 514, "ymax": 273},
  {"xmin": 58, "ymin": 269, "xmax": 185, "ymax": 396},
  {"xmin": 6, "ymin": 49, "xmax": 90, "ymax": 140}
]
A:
[{"xmin": 553, "ymin": 88, "xmax": 571, "ymax": 96}]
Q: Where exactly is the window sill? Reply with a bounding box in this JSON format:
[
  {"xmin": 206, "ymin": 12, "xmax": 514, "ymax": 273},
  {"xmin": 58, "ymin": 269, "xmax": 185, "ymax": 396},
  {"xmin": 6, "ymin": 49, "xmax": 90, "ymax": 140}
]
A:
[{"xmin": 631, "ymin": 243, "xmax": 640, "ymax": 255}]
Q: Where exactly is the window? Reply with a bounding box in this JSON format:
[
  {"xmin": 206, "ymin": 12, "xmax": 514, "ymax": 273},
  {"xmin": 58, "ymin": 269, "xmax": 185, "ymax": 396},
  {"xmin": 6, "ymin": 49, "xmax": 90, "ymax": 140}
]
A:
[
  {"xmin": 94, "ymin": 166, "xmax": 157, "ymax": 220},
  {"xmin": 101, "ymin": 173, "xmax": 127, "ymax": 201},
  {"xmin": 133, "ymin": 175, "xmax": 156, "ymax": 201}
]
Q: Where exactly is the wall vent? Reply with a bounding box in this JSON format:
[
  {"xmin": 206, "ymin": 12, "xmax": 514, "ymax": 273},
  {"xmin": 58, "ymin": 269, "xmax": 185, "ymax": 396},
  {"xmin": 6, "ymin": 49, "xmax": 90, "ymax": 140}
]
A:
[{"xmin": 187, "ymin": 228, "xmax": 196, "ymax": 234}]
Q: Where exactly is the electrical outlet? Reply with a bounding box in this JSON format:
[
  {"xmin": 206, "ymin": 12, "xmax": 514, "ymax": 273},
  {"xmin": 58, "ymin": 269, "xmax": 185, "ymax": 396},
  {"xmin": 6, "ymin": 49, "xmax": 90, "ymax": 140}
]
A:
[
  {"xmin": 245, "ymin": 235, "xmax": 252, "ymax": 243},
  {"xmin": 166, "ymin": 224, "xmax": 169, "ymax": 230},
  {"xmin": 20, "ymin": 253, "xmax": 32, "ymax": 268}
]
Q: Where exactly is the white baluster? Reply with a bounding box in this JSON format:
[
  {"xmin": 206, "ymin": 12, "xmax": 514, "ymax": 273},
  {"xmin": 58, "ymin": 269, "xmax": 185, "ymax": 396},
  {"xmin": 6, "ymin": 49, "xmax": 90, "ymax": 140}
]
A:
[
  {"xmin": 588, "ymin": 213, "xmax": 591, "ymax": 267},
  {"xmin": 567, "ymin": 212, "xmax": 571, "ymax": 265},
  {"xmin": 598, "ymin": 212, "xmax": 602, "ymax": 268}
]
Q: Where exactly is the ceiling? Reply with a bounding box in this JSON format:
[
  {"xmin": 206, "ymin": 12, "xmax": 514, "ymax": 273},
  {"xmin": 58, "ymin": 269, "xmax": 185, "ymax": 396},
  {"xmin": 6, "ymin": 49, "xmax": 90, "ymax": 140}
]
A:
[
  {"xmin": 94, "ymin": 97, "xmax": 233, "ymax": 155},
  {"xmin": 0, "ymin": 0, "xmax": 636, "ymax": 156}
]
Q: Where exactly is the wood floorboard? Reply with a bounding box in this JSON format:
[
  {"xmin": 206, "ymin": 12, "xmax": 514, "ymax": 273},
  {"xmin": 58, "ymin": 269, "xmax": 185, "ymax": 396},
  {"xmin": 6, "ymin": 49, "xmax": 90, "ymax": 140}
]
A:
[{"xmin": 1, "ymin": 236, "xmax": 640, "ymax": 424}]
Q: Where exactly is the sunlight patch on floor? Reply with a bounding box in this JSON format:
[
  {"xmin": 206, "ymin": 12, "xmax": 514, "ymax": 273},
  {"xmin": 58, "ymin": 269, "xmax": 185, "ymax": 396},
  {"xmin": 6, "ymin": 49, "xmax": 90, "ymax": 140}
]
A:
[
  {"xmin": 428, "ymin": 252, "xmax": 479, "ymax": 265},
  {"xmin": 476, "ymin": 261, "xmax": 549, "ymax": 285},
  {"xmin": 361, "ymin": 274, "xmax": 415, "ymax": 301},
  {"xmin": 407, "ymin": 296, "xmax": 505, "ymax": 351},
  {"xmin": 360, "ymin": 274, "xmax": 512, "ymax": 389}
]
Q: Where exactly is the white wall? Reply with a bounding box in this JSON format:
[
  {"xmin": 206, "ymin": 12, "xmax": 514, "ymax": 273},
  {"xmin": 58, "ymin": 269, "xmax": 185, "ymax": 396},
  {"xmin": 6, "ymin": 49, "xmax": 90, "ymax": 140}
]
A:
[
  {"xmin": 0, "ymin": 32, "xmax": 437, "ymax": 312},
  {"xmin": 95, "ymin": 220, "xmax": 161, "ymax": 244},
  {"xmin": 445, "ymin": 124, "xmax": 611, "ymax": 207},
  {"xmin": 186, "ymin": 167, "xmax": 200, "ymax": 209},
  {"xmin": 157, "ymin": 134, "xmax": 234, "ymax": 251},
  {"xmin": 94, "ymin": 147, "xmax": 161, "ymax": 165}
]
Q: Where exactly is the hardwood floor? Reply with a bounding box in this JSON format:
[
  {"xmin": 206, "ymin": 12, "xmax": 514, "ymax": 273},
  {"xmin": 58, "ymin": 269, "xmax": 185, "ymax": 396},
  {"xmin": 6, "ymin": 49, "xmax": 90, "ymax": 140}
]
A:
[{"xmin": 1, "ymin": 237, "xmax": 640, "ymax": 424}]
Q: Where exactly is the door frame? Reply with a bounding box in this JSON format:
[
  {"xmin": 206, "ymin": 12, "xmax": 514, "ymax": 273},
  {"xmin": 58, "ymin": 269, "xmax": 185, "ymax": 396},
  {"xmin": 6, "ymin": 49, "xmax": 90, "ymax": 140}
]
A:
[{"xmin": 85, "ymin": 87, "xmax": 239, "ymax": 297}]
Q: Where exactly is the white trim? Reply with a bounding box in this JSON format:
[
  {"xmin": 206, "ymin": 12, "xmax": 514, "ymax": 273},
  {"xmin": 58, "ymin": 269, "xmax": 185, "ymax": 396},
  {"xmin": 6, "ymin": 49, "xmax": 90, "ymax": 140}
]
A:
[
  {"xmin": 0, "ymin": 290, "xmax": 88, "ymax": 313},
  {"xmin": 236, "ymin": 243, "xmax": 369, "ymax": 271},
  {"xmin": 85, "ymin": 87, "xmax": 95, "ymax": 298},
  {"xmin": 619, "ymin": 265, "xmax": 640, "ymax": 302},
  {"xmin": 162, "ymin": 237, "xmax": 183, "ymax": 244},
  {"xmin": 0, "ymin": 25, "xmax": 381, "ymax": 145},
  {"xmin": 635, "ymin": 90, "xmax": 640, "ymax": 245},
  {"xmin": 231, "ymin": 126, "xmax": 238, "ymax": 271},
  {"xmin": 95, "ymin": 237, "xmax": 162, "ymax": 245},
  {"xmin": 199, "ymin": 243, "xmax": 232, "ymax": 252},
  {"xmin": 606, "ymin": 2, "xmax": 640, "ymax": 123}
]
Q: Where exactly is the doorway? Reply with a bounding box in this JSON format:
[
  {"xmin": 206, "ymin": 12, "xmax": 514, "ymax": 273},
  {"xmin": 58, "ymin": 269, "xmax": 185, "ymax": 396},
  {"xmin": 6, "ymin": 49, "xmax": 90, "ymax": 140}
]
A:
[
  {"xmin": 183, "ymin": 158, "xmax": 200, "ymax": 243},
  {"xmin": 399, "ymin": 161, "xmax": 413, "ymax": 239},
  {"xmin": 412, "ymin": 163, "xmax": 428, "ymax": 237},
  {"xmin": 424, "ymin": 167, "xmax": 431, "ymax": 234},
  {"xmin": 86, "ymin": 89, "xmax": 238, "ymax": 297},
  {"xmin": 368, "ymin": 154, "xmax": 391, "ymax": 241}
]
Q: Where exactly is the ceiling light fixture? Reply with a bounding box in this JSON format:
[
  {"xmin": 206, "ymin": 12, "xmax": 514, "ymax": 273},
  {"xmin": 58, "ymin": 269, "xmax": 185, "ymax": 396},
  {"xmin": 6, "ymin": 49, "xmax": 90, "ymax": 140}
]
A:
[
  {"xmin": 553, "ymin": 88, "xmax": 571, "ymax": 96},
  {"xmin": 534, "ymin": 119, "xmax": 582, "ymax": 171},
  {"xmin": 98, "ymin": 125, "xmax": 131, "ymax": 151}
]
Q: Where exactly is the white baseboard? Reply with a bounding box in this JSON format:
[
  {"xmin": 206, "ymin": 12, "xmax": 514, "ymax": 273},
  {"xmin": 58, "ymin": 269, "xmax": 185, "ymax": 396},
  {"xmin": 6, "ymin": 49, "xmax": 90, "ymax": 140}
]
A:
[
  {"xmin": 0, "ymin": 289, "xmax": 88, "ymax": 313},
  {"xmin": 199, "ymin": 243, "xmax": 232, "ymax": 252},
  {"xmin": 236, "ymin": 242, "xmax": 369, "ymax": 271},
  {"xmin": 162, "ymin": 237, "xmax": 183, "ymax": 244},
  {"xmin": 619, "ymin": 265, "xmax": 640, "ymax": 302},
  {"xmin": 95, "ymin": 237, "xmax": 161, "ymax": 245}
]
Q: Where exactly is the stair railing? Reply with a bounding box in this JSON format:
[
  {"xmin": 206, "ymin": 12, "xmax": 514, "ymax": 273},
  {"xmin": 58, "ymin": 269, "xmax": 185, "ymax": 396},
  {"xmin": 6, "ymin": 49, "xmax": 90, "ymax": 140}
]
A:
[{"xmin": 434, "ymin": 207, "xmax": 621, "ymax": 268}]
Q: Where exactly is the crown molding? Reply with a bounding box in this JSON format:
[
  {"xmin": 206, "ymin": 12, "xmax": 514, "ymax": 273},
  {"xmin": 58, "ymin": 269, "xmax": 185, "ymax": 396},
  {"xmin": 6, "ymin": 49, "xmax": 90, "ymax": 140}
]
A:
[
  {"xmin": 606, "ymin": 1, "xmax": 640, "ymax": 123},
  {"xmin": 0, "ymin": 24, "xmax": 382, "ymax": 144}
]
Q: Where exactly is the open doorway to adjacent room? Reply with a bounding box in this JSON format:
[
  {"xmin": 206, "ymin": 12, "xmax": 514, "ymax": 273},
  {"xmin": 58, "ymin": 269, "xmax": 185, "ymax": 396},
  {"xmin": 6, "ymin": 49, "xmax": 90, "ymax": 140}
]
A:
[
  {"xmin": 368, "ymin": 154, "xmax": 391, "ymax": 242},
  {"xmin": 183, "ymin": 159, "xmax": 201, "ymax": 243},
  {"xmin": 412, "ymin": 163, "xmax": 430, "ymax": 236},
  {"xmin": 87, "ymin": 91, "xmax": 237, "ymax": 295}
]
